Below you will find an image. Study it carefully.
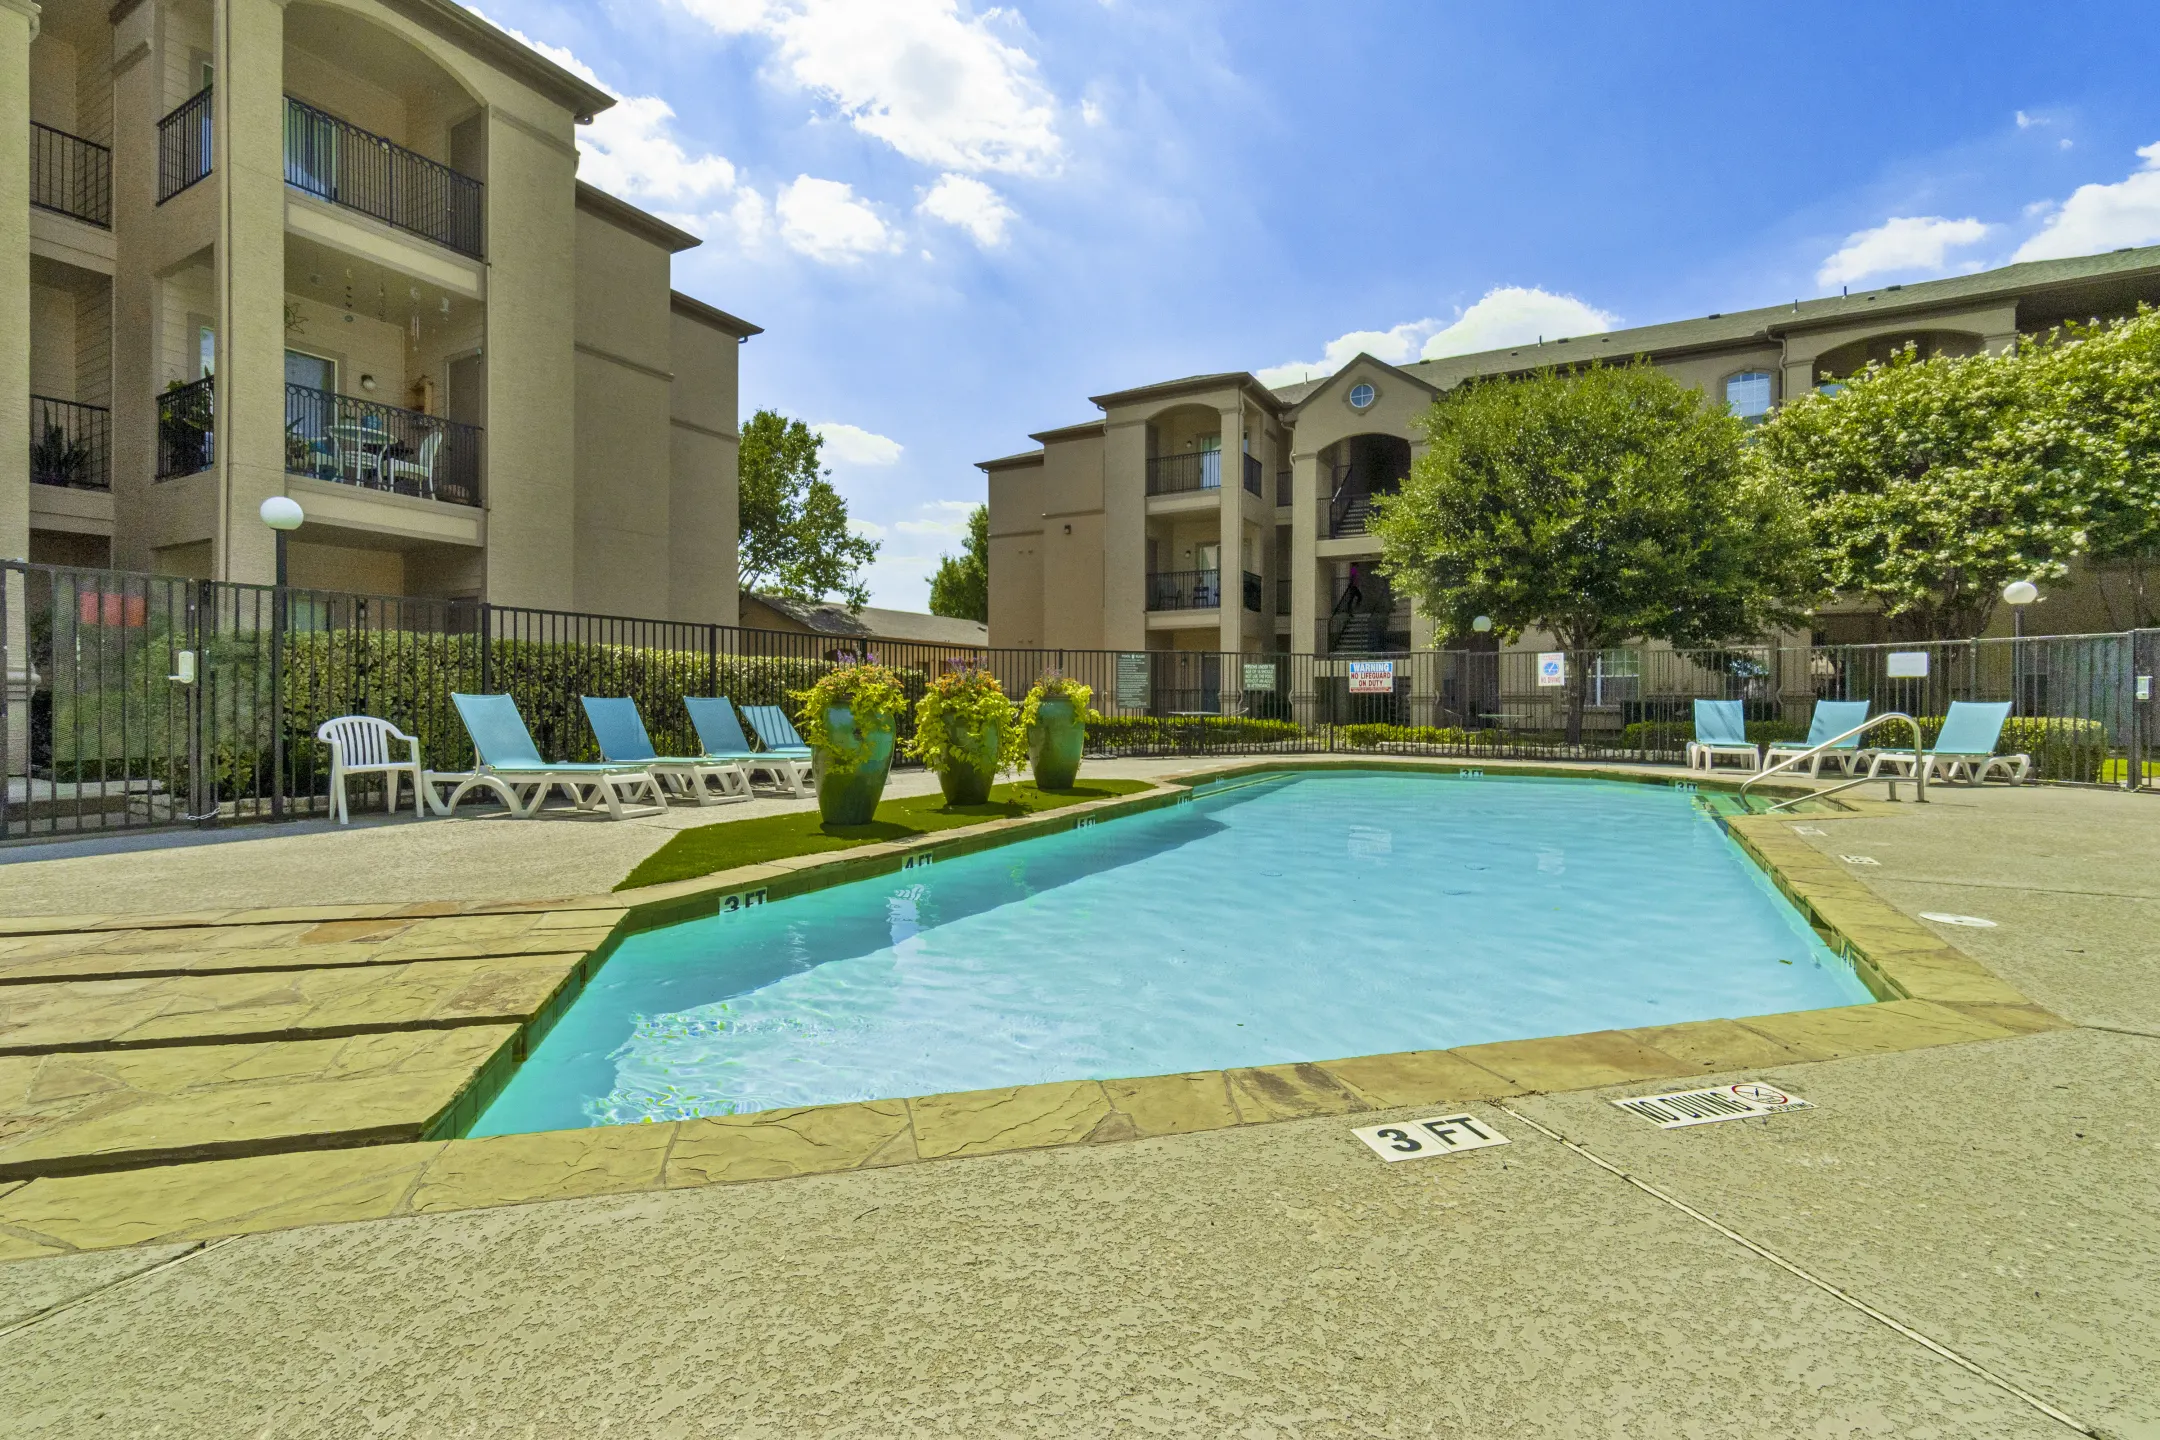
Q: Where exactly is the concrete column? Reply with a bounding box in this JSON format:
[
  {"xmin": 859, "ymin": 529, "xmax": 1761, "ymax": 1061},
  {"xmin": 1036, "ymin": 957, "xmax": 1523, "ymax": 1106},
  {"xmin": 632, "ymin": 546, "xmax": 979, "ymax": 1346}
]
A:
[
  {"xmin": 106, "ymin": 0, "xmax": 157, "ymax": 574},
  {"xmin": 1217, "ymin": 398, "xmax": 1245, "ymax": 658},
  {"xmin": 210, "ymin": 0, "xmax": 288, "ymax": 583},
  {"xmin": 0, "ymin": 0, "xmax": 36, "ymax": 568},
  {"xmin": 1101, "ymin": 415, "xmax": 1147, "ymax": 652}
]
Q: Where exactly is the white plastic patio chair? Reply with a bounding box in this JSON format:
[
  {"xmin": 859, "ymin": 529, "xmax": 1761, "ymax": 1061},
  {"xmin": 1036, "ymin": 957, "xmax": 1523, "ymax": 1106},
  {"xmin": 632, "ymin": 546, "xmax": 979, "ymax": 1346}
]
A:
[
  {"xmin": 384, "ymin": 429, "xmax": 441, "ymax": 499},
  {"xmin": 316, "ymin": 715, "xmax": 426, "ymax": 824}
]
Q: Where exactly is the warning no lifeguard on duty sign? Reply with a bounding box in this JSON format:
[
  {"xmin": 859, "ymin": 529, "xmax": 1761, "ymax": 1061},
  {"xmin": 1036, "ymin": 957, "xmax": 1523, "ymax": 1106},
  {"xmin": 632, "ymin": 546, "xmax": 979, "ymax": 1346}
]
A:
[{"xmin": 1614, "ymin": 1082, "xmax": 1811, "ymax": 1129}]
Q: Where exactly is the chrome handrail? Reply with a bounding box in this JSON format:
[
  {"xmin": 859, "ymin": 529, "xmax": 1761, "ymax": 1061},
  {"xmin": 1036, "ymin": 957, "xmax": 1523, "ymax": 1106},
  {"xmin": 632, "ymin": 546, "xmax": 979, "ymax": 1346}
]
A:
[{"xmin": 1738, "ymin": 712, "xmax": 1928, "ymax": 813}]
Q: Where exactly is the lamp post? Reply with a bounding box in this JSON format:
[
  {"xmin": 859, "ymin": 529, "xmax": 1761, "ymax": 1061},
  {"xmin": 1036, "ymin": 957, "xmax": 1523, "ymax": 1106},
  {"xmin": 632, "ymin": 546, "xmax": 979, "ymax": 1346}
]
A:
[
  {"xmin": 260, "ymin": 497, "xmax": 304, "ymax": 819},
  {"xmin": 2003, "ymin": 580, "xmax": 2038, "ymax": 716}
]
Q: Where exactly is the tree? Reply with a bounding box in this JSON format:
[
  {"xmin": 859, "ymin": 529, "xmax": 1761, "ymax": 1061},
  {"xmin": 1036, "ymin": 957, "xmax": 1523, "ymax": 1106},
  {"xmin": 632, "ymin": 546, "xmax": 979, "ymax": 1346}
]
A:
[
  {"xmin": 1373, "ymin": 361, "xmax": 1810, "ymax": 743},
  {"xmin": 927, "ymin": 505, "xmax": 989, "ymax": 622},
  {"xmin": 2018, "ymin": 307, "xmax": 2160, "ymax": 628},
  {"xmin": 738, "ymin": 410, "xmax": 881, "ymax": 607},
  {"xmin": 1749, "ymin": 346, "xmax": 2083, "ymax": 640}
]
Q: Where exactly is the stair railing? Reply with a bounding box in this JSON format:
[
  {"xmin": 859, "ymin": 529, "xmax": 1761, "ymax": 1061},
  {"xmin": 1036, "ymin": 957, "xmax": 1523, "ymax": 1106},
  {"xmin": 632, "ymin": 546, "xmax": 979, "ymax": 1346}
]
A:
[{"xmin": 1737, "ymin": 713, "xmax": 1929, "ymax": 813}]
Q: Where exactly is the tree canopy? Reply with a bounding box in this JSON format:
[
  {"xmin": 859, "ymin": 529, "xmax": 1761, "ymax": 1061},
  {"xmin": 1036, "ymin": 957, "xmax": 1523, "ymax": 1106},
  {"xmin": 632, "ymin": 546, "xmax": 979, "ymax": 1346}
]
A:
[
  {"xmin": 738, "ymin": 410, "xmax": 881, "ymax": 607},
  {"xmin": 927, "ymin": 504, "xmax": 989, "ymax": 622},
  {"xmin": 1374, "ymin": 362, "xmax": 1810, "ymax": 741}
]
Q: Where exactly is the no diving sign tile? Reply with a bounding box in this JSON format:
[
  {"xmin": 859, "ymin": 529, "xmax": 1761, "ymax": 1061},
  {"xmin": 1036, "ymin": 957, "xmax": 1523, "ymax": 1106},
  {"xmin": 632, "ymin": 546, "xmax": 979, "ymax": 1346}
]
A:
[
  {"xmin": 1352, "ymin": 1113, "xmax": 1510, "ymax": 1162},
  {"xmin": 1614, "ymin": 1082, "xmax": 1811, "ymax": 1129}
]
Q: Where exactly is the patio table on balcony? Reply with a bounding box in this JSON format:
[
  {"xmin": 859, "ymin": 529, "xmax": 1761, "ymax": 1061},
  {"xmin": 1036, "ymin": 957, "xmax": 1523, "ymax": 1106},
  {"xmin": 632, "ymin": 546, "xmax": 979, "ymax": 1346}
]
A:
[{"xmin": 329, "ymin": 422, "xmax": 397, "ymax": 481}]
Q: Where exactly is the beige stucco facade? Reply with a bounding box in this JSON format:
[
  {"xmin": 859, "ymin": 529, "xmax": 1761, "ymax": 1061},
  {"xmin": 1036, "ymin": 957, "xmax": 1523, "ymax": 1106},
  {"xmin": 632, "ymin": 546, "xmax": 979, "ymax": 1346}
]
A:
[
  {"xmin": 984, "ymin": 246, "xmax": 2160, "ymax": 663},
  {"xmin": 12, "ymin": 0, "xmax": 754, "ymax": 621}
]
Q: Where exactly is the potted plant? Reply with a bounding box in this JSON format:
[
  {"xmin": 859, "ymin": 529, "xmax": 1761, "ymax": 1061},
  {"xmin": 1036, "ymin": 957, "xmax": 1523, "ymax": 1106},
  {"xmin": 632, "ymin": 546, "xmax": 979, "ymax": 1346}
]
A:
[
  {"xmin": 793, "ymin": 661, "xmax": 908, "ymax": 825},
  {"xmin": 1021, "ymin": 670, "xmax": 1094, "ymax": 791},
  {"xmin": 907, "ymin": 666, "xmax": 1022, "ymax": 806}
]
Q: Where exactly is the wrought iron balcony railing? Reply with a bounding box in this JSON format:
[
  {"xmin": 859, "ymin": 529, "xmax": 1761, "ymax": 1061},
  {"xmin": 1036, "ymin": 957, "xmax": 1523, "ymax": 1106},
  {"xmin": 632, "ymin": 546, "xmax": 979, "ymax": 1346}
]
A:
[
  {"xmin": 31, "ymin": 397, "xmax": 111, "ymax": 491},
  {"xmin": 1147, "ymin": 569, "xmax": 1221, "ymax": 611},
  {"xmin": 158, "ymin": 86, "xmax": 213, "ymax": 203},
  {"xmin": 32, "ymin": 123, "xmax": 112, "ymax": 227},
  {"xmin": 1241, "ymin": 570, "xmax": 1263, "ymax": 612},
  {"xmin": 157, "ymin": 377, "xmax": 215, "ymax": 478},
  {"xmin": 1146, "ymin": 451, "xmax": 1221, "ymax": 496},
  {"xmin": 285, "ymin": 97, "xmax": 485, "ymax": 258},
  {"xmin": 285, "ymin": 383, "xmax": 483, "ymax": 506},
  {"xmin": 1243, "ymin": 453, "xmax": 1263, "ymax": 496}
]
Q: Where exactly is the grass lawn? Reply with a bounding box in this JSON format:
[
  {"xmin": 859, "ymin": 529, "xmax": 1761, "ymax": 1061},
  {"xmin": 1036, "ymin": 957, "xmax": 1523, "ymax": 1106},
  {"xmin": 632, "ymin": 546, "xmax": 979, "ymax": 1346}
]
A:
[{"xmin": 617, "ymin": 779, "xmax": 1160, "ymax": 890}]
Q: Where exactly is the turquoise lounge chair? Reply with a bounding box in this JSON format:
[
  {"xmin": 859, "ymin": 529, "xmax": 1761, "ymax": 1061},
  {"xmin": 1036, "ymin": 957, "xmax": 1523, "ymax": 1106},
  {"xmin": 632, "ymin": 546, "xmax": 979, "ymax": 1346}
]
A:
[
  {"xmin": 581, "ymin": 697, "xmax": 749, "ymax": 806},
  {"xmin": 1868, "ymin": 701, "xmax": 2030, "ymax": 784},
  {"xmin": 429, "ymin": 693, "xmax": 666, "ymax": 819},
  {"xmin": 1763, "ymin": 700, "xmax": 1874, "ymax": 777},
  {"xmin": 685, "ymin": 697, "xmax": 810, "ymax": 796},
  {"xmin": 1686, "ymin": 699, "xmax": 1759, "ymax": 773},
  {"xmin": 742, "ymin": 704, "xmax": 815, "ymax": 760}
]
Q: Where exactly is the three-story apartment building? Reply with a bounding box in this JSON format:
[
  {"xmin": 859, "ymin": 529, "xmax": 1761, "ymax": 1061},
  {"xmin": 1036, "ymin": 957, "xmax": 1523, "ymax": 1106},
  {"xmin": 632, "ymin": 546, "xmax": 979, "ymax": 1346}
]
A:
[
  {"xmin": 982, "ymin": 245, "xmax": 2160, "ymax": 665},
  {"xmin": 5, "ymin": 0, "xmax": 754, "ymax": 621}
]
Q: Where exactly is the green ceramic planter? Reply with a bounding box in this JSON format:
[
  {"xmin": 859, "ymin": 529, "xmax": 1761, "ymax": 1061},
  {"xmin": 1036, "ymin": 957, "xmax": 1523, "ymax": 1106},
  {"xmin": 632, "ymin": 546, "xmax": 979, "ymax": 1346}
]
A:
[
  {"xmin": 812, "ymin": 705, "xmax": 895, "ymax": 825},
  {"xmin": 935, "ymin": 720, "xmax": 1004, "ymax": 806},
  {"xmin": 1028, "ymin": 698, "xmax": 1085, "ymax": 791}
]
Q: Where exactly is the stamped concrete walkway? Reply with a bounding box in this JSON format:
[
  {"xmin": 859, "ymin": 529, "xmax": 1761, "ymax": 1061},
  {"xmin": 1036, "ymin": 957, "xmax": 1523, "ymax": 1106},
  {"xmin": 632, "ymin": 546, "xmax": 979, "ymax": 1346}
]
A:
[{"xmin": 0, "ymin": 771, "xmax": 2152, "ymax": 1436}]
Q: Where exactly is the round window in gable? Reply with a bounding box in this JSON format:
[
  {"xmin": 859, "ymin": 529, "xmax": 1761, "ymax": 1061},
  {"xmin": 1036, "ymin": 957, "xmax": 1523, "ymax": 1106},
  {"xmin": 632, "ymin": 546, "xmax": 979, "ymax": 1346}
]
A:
[{"xmin": 1348, "ymin": 383, "xmax": 1376, "ymax": 410}]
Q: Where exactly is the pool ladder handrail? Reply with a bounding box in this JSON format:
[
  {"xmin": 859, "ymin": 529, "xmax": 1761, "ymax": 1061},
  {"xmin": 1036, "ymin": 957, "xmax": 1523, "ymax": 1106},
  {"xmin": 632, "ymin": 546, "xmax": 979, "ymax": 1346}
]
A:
[{"xmin": 1738, "ymin": 712, "xmax": 1929, "ymax": 814}]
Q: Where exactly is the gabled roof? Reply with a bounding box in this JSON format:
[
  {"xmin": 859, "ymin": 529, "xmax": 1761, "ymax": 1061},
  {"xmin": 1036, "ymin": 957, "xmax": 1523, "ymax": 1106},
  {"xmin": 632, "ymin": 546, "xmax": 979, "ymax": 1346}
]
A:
[
  {"xmin": 747, "ymin": 593, "xmax": 987, "ymax": 648},
  {"xmin": 1089, "ymin": 371, "xmax": 1288, "ymax": 415},
  {"xmin": 576, "ymin": 183, "xmax": 702, "ymax": 253},
  {"xmin": 1281, "ymin": 352, "xmax": 1439, "ymax": 417},
  {"xmin": 1029, "ymin": 419, "xmax": 1106, "ymax": 444},
  {"xmin": 670, "ymin": 290, "xmax": 762, "ymax": 338},
  {"xmin": 976, "ymin": 447, "xmax": 1045, "ymax": 472}
]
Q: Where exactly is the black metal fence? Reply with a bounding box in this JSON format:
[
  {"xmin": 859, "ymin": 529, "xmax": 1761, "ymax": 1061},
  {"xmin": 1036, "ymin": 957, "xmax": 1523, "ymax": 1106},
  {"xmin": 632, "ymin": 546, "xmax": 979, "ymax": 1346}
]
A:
[
  {"xmin": 157, "ymin": 378, "xmax": 215, "ymax": 478},
  {"xmin": 285, "ymin": 384, "xmax": 483, "ymax": 505},
  {"xmin": 158, "ymin": 86, "xmax": 213, "ymax": 203},
  {"xmin": 3, "ymin": 559, "xmax": 2152, "ymax": 840},
  {"xmin": 284, "ymin": 97, "xmax": 485, "ymax": 259},
  {"xmin": 30, "ymin": 397, "xmax": 111, "ymax": 491},
  {"xmin": 1148, "ymin": 569, "xmax": 1220, "ymax": 611},
  {"xmin": 31, "ymin": 122, "xmax": 112, "ymax": 227}
]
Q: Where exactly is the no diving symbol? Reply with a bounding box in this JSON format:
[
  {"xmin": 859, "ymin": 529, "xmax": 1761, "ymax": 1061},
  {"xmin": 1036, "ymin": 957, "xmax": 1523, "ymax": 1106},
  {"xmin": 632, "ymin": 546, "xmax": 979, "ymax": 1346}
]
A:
[{"xmin": 1730, "ymin": 1083, "xmax": 1792, "ymax": 1108}]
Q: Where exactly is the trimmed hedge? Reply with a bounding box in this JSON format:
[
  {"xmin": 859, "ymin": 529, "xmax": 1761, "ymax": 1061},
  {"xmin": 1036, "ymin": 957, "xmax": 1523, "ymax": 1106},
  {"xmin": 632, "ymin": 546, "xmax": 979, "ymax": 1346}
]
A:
[
  {"xmin": 1618, "ymin": 720, "xmax": 1810, "ymax": 752},
  {"xmin": 1339, "ymin": 723, "xmax": 1512, "ymax": 750},
  {"xmin": 1087, "ymin": 714, "xmax": 1305, "ymax": 750},
  {"xmin": 1617, "ymin": 715, "xmax": 2108, "ymax": 781}
]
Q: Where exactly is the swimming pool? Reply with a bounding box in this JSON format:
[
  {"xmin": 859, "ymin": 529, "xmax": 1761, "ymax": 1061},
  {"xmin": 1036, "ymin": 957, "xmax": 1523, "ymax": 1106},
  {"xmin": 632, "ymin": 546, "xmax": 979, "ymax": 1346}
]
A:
[{"xmin": 472, "ymin": 771, "xmax": 1868, "ymax": 1136}]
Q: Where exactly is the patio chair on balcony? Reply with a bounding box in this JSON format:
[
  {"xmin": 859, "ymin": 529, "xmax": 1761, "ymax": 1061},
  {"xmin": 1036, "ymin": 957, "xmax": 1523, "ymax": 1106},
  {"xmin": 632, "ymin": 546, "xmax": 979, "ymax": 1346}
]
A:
[
  {"xmin": 685, "ymin": 697, "xmax": 810, "ymax": 795},
  {"xmin": 1865, "ymin": 701, "xmax": 2030, "ymax": 785},
  {"xmin": 1763, "ymin": 699, "xmax": 1875, "ymax": 777},
  {"xmin": 580, "ymin": 696, "xmax": 750, "ymax": 806},
  {"xmin": 1685, "ymin": 699, "xmax": 1759, "ymax": 773},
  {"xmin": 426, "ymin": 693, "xmax": 667, "ymax": 819},
  {"xmin": 384, "ymin": 428, "xmax": 442, "ymax": 499}
]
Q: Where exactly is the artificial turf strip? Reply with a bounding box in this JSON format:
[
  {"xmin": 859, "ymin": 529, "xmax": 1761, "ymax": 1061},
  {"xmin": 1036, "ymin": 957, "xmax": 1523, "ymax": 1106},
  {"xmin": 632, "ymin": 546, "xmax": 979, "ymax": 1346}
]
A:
[{"xmin": 616, "ymin": 779, "xmax": 1159, "ymax": 890}]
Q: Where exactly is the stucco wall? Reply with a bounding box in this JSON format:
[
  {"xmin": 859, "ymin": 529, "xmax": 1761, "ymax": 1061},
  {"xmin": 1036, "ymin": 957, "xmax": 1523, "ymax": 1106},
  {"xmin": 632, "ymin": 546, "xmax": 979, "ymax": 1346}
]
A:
[{"xmin": 668, "ymin": 305, "xmax": 741, "ymax": 626}]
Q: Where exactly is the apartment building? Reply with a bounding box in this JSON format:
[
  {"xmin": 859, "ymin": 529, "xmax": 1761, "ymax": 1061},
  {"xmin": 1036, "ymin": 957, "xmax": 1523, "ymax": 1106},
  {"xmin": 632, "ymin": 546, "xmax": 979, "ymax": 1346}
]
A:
[
  {"xmin": 5, "ymin": 0, "xmax": 755, "ymax": 622},
  {"xmin": 981, "ymin": 245, "xmax": 2160, "ymax": 661}
]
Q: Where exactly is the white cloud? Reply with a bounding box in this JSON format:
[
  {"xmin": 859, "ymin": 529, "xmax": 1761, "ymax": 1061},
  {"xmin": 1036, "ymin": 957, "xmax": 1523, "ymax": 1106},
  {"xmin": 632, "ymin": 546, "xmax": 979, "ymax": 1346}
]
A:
[
  {"xmin": 2016, "ymin": 110, "xmax": 2042, "ymax": 129},
  {"xmin": 1080, "ymin": 99, "xmax": 1105, "ymax": 127},
  {"xmin": 2014, "ymin": 142, "xmax": 2160, "ymax": 262},
  {"xmin": 675, "ymin": 0, "xmax": 1061, "ymax": 175},
  {"xmin": 1816, "ymin": 215, "xmax": 1991, "ymax": 288},
  {"xmin": 777, "ymin": 176, "xmax": 896, "ymax": 262},
  {"xmin": 814, "ymin": 421, "xmax": 905, "ymax": 465},
  {"xmin": 579, "ymin": 96, "xmax": 739, "ymax": 206},
  {"xmin": 917, "ymin": 173, "xmax": 1016, "ymax": 246},
  {"xmin": 1418, "ymin": 287, "xmax": 1618, "ymax": 359},
  {"xmin": 894, "ymin": 499, "xmax": 977, "ymax": 536},
  {"xmin": 1252, "ymin": 287, "xmax": 1617, "ymax": 389}
]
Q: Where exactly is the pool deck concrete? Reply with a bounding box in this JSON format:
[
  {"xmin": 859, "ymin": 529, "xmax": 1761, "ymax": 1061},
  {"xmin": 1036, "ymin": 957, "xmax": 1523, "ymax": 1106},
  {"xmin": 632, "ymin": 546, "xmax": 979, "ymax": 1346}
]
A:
[{"xmin": 0, "ymin": 765, "xmax": 2153, "ymax": 1435}]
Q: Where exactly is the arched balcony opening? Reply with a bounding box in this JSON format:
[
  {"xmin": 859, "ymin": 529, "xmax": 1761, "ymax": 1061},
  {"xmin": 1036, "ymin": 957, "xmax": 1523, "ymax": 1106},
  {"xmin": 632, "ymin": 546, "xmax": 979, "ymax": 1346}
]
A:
[{"xmin": 1320, "ymin": 432, "xmax": 1411, "ymax": 539}]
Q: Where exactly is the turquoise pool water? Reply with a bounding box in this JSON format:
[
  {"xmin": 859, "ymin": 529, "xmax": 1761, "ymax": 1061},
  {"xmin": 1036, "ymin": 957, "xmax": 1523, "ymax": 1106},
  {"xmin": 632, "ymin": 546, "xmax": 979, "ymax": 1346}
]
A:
[{"xmin": 472, "ymin": 772, "xmax": 1868, "ymax": 1135}]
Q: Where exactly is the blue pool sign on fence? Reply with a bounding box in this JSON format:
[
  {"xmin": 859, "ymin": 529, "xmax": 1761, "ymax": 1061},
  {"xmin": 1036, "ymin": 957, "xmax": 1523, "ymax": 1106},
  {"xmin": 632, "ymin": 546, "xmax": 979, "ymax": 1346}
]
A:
[
  {"xmin": 1348, "ymin": 660, "xmax": 1395, "ymax": 693},
  {"xmin": 1537, "ymin": 652, "xmax": 1567, "ymax": 687}
]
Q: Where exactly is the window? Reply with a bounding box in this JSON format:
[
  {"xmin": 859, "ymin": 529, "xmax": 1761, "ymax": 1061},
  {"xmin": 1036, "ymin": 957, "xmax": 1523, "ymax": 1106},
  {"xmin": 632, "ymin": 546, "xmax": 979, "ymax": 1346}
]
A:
[
  {"xmin": 284, "ymin": 349, "xmax": 336, "ymax": 393},
  {"xmin": 1348, "ymin": 383, "xmax": 1375, "ymax": 409},
  {"xmin": 1725, "ymin": 371, "xmax": 1773, "ymax": 421},
  {"xmin": 197, "ymin": 325, "xmax": 216, "ymax": 378}
]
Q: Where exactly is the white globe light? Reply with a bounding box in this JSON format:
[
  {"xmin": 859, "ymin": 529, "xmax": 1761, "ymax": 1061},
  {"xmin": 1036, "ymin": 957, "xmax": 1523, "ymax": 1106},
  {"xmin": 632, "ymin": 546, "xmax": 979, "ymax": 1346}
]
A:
[
  {"xmin": 1472, "ymin": 615, "xmax": 1494, "ymax": 633},
  {"xmin": 259, "ymin": 496, "xmax": 305, "ymax": 532},
  {"xmin": 2001, "ymin": 580, "xmax": 2039, "ymax": 607}
]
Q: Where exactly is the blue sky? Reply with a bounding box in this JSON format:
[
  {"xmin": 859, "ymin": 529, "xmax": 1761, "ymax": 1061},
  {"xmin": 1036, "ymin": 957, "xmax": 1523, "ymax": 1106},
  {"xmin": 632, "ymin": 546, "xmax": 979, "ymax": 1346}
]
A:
[{"xmin": 471, "ymin": 1, "xmax": 2160, "ymax": 610}]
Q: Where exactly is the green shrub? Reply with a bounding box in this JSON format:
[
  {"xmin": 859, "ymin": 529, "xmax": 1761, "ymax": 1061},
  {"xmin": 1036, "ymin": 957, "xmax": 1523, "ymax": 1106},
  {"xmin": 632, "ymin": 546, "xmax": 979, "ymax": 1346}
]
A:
[
  {"xmin": 1339, "ymin": 723, "xmax": 1511, "ymax": 750},
  {"xmin": 1087, "ymin": 714, "xmax": 1304, "ymax": 750},
  {"xmin": 1912, "ymin": 715, "xmax": 2108, "ymax": 783}
]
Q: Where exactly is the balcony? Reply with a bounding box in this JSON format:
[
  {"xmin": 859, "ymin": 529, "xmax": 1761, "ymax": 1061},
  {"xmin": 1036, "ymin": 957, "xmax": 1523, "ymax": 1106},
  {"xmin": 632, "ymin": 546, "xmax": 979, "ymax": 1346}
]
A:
[
  {"xmin": 1241, "ymin": 570, "xmax": 1263, "ymax": 612},
  {"xmin": 1243, "ymin": 453, "xmax": 1263, "ymax": 496},
  {"xmin": 32, "ymin": 124, "xmax": 112, "ymax": 228},
  {"xmin": 1147, "ymin": 569, "xmax": 1220, "ymax": 611},
  {"xmin": 1276, "ymin": 470, "xmax": 1292, "ymax": 505},
  {"xmin": 157, "ymin": 377, "xmax": 214, "ymax": 478},
  {"xmin": 285, "ymin": 98, "xmax": 485, "ymax": 259},
  {"xmin": 1146, "ymin": 451, "xmax": 1220, "ymax": 496},
  {"xmin": 285, "ymin": 383, "xmax": 482, "ymax": 506},
  {"xmin": 1276, "ymin": 577, "xmax": 1291, "ymax": 616},
  {"xmin": 31, "ymin": 397, "xmax": 111, "ymax": 491},
  {"xmin": 158, "ymin": 86, "xmax": 213, "ymax": 203}
]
